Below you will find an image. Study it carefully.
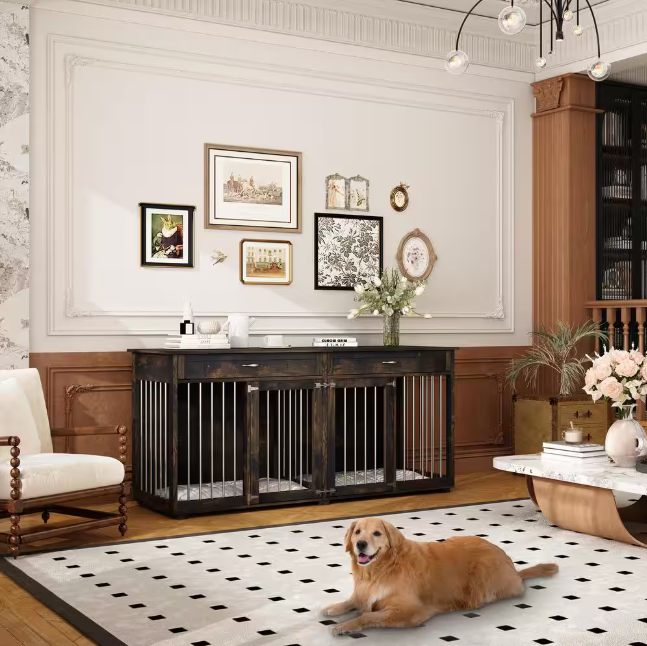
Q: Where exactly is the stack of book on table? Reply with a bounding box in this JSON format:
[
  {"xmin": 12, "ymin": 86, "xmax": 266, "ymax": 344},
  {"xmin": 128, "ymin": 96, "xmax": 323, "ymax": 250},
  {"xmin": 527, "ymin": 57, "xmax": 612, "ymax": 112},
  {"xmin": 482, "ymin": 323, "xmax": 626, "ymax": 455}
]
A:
[
  {"xmin": 541, "ymin": 441, "xmax": 608, "ymax": 464},
  {"xmin": 164, "ymin": 333, "xmax": 230, "ymax": 350},
  {"xmin": 313, "ymin": 337, "xmax": 358, "ymax": 348}
]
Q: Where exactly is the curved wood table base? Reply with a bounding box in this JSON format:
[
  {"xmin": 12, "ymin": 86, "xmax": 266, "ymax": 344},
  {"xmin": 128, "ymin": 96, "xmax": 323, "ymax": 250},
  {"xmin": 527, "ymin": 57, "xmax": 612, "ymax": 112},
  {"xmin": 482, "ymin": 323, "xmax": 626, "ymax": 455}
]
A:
[
  {"xmin": 530, "ymin": 476, "xmax": 647, "ymax": 548},
  {"xmin": 525, "ymin": 476, "xmax": 538, "ymax": 506}
]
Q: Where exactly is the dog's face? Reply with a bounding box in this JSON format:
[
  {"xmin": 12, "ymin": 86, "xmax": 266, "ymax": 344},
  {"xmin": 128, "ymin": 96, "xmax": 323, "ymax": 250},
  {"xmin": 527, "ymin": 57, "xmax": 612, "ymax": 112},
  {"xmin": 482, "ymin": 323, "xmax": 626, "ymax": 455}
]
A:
[{"xmin": 345, "ymin": 518, "xmax": 402, "ymax": 567}]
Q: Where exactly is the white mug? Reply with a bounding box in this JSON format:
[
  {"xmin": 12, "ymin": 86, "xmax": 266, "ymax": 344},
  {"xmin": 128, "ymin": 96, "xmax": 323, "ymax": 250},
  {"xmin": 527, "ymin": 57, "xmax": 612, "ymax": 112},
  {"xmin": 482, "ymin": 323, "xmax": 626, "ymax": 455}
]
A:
[
  {"xmin": 263, "ymin": 335, "xmax": 285, "ymax": 348},
  {"xmin": 562, "ymin": 428, "xmax": 583, "ymax": 443}
]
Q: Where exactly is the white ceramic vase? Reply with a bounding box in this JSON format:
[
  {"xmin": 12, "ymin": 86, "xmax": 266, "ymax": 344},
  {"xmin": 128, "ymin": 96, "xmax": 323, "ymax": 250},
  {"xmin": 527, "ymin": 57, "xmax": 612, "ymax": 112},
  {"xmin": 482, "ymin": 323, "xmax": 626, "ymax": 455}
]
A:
[{"xmin": 605, "ymin": 404, "xmax": 647, "ymax": 468}]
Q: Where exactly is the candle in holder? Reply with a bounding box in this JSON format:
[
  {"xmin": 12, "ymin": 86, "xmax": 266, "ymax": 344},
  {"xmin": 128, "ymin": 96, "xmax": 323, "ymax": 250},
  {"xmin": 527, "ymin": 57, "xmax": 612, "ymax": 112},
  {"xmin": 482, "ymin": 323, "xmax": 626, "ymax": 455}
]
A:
[{"xmin": 562, "ymin": 421, "xmax": 583, "ymax": 443}]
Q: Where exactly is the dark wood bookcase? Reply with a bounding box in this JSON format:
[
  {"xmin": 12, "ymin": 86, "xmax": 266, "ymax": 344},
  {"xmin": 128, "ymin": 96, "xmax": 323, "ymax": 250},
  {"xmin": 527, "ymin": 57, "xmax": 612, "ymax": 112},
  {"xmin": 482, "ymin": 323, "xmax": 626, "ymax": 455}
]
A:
[
  {"xmin": 596, "ymin": 82, "xmax": 647, "ymax": 301},
  {"xmin": 131, "ymin": 347, "xmax": 455, "ymax": 518}
]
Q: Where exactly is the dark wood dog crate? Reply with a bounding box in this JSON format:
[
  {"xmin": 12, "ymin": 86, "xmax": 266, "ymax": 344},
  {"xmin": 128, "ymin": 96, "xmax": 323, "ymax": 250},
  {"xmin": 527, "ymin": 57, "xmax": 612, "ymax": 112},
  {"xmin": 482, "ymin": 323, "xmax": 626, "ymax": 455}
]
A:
[{"xmin": 131, "ymin": 347, "xmax": 454, "ymax": 517}]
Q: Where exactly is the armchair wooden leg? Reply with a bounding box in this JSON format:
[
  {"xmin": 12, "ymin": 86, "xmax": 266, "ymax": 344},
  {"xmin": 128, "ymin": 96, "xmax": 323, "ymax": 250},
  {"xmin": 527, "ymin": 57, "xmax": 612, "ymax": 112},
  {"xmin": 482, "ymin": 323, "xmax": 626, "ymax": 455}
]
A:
[
  {"xmin": 118, "ymin": 483, "xmax": 128, "ymax": 537},
  {"xmin": 9, "ymin": 514, "xmax": 21, "ymax": 559},
  {"xmin": 42, "ymin": 510, "xmax": 50, "ymax": 524}
]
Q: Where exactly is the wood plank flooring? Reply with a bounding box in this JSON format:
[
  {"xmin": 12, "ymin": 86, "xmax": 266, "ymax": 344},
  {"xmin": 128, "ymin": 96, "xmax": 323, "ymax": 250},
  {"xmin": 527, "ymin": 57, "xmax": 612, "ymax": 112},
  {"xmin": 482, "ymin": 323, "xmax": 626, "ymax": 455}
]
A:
[{"xmin": 0, "ymin": 471, "xmax": 528, "ymax": 646}]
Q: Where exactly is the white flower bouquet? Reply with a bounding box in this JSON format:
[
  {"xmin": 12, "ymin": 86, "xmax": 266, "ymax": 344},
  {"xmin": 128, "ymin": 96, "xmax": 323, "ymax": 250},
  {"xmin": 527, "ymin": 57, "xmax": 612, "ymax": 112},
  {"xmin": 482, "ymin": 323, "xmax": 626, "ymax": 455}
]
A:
[
  {"xmin": 583, "ymin": 348, "xmax": 647, "ymax": 408},
  {"xmin": 347, "ymin": 269, "xmax": 431, "ymax": 346}
]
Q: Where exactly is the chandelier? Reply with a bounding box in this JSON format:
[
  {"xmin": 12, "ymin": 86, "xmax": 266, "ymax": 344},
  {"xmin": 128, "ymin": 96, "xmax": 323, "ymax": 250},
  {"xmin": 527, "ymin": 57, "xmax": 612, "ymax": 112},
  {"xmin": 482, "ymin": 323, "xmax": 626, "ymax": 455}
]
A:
[{"xmin": 445, "ymin": 0, "xmax": 609, "ymax": 81}]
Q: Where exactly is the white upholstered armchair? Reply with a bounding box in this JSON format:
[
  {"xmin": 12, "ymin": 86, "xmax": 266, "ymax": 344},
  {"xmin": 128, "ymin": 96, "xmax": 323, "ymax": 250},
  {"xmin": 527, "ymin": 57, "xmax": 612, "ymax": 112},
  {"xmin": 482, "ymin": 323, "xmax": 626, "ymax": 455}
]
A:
[{"xmin": 0, "ymin": 369, "xmax": 128, "ymax": 557}]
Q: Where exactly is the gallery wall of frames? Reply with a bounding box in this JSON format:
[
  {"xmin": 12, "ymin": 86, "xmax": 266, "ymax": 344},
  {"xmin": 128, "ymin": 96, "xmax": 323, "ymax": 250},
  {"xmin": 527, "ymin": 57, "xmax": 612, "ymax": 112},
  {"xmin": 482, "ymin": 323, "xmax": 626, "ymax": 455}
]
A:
[{"xmin": 29, "ymin": 4, "xmax": 533, "ymax": 352}]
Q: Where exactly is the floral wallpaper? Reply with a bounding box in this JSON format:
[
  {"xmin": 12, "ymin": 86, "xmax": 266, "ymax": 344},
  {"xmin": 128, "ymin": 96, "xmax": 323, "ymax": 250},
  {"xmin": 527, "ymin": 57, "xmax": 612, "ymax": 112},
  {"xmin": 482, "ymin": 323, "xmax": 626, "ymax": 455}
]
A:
[{"xmin": 0, "ymin": 2, "xmax": 29, "ymax": 368}]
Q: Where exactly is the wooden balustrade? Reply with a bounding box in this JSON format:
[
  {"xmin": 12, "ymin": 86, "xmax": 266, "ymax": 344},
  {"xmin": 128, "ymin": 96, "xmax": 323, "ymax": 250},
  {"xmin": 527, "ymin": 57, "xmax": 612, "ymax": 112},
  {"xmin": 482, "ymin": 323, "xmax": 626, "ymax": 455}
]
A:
[{"xmin": 585, "ymin": 301, "xmax": 647, "ymax": 353}]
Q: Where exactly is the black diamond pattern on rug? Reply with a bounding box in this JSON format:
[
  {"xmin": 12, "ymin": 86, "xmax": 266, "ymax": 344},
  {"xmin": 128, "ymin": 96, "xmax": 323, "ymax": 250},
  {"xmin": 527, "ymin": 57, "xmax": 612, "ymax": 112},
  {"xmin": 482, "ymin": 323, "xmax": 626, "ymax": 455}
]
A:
[{"xmin": 7, "ymin": 498, "xmax": 647, "ymax": 646}]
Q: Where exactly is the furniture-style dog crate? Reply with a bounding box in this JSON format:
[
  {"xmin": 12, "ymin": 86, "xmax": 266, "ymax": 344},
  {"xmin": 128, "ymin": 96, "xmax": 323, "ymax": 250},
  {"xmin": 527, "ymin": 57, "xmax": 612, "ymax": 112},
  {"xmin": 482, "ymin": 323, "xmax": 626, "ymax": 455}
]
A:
[{"xmin": 131, "ymin": 347, "xmax": 454, "ymax": 517}]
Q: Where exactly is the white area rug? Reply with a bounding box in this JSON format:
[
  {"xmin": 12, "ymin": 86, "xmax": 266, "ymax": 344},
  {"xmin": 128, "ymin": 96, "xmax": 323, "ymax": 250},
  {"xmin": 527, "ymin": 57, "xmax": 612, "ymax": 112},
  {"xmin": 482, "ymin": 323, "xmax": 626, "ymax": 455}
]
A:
[{"xmin": 3, "ymin": 499, "xmax": 647, "ymax": 646}]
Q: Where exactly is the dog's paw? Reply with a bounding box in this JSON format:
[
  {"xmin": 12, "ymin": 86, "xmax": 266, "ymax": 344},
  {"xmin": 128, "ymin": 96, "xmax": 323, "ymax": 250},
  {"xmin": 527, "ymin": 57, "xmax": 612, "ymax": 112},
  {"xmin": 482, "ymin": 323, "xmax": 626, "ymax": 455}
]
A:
[
  {"xmin": 321, "ymin": 605, "xmax": 336, "ymax": 617},
  {"xmin": 332, "ymin": 624, "xmax": 354, "ymax": 637}
]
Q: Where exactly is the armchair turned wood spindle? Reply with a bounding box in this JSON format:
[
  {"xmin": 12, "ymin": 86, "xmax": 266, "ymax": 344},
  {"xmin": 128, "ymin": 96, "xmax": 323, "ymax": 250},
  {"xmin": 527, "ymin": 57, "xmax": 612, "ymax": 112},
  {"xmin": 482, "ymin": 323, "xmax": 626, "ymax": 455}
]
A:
[{"xmin": 0, "ymin": 369, "xmax": 129, "ymax": 557}]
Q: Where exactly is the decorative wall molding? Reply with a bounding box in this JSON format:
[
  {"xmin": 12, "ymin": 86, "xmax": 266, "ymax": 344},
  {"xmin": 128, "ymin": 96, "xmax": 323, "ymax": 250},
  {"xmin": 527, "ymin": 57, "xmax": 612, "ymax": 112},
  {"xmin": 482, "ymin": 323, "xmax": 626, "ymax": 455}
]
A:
[
  {"xmin": 48, "ymin": 35, "xmax": 515, "ymax": 336},
  {"xmin": 58, "ymin": 0, "xmax": 537, "ymax": 73},
  {"xmin": 455, "ymin": 372, "xmax": 505, "ymax": 448}
]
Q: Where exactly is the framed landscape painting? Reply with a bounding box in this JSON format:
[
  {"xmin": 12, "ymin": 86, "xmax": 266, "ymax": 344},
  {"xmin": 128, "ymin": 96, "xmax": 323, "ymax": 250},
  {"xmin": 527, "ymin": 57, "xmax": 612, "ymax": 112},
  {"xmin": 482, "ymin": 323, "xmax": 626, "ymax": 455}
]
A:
[
  {"xmin": 140, "ymin": 203, "xmax": 194, "ymax": 268},
  {"xmin": 240, "ymin": 239, "xmax": 293, "ymax": 285},
  {"xmin": 315, "ymin": 213, "xmax": 383, "ymax": 290},
  {"xmin": 205, "ymin": 144, "xmax": 302, "ymax": 232}
]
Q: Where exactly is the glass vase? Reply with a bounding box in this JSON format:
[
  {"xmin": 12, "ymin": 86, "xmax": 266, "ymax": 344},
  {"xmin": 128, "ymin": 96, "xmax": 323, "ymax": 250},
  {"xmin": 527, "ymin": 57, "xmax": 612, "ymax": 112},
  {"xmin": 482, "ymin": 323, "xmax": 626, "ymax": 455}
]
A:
[
  {"xmin": 383, "ymin": 313, "xmax": 400, "ymax": 347},
  {"xmin": 606, "ymin": 403, "xmax": 647, "ymax": 468}
]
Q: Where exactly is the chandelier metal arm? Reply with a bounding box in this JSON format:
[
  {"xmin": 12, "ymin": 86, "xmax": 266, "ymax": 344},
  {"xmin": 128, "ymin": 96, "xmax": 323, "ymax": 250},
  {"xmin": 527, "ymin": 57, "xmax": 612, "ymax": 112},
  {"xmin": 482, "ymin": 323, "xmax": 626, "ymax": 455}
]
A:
[
  {"xmin": 582, "ymin": 0, "xmax": 602, "ymax": 57},
  {"xmin": 540, "ymin": 0, "xmax": 560, "ymax": 24},
  {"xmin": 454, "ymin": 0, "xmax": 488, "ymax": 51}
]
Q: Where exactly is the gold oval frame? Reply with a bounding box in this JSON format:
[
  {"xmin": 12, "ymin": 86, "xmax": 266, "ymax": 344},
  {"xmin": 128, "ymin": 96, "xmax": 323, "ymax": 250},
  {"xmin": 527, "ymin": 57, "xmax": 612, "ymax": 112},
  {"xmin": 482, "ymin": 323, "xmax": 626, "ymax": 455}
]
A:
[
  {"xmin": 396, "ymin": 228, "xmax": 437, "ymax": 281},
  {"xmin": 390, "ymin": 184, "xmax": 409, "ymax": 212}
]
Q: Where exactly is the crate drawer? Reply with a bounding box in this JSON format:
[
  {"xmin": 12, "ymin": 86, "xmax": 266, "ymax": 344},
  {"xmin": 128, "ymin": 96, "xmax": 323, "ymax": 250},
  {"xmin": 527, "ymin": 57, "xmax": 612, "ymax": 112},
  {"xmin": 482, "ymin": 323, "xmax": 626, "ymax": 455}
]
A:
[
  {"xmin": 183, "ymin": 354, "xmax": 319, "ymax": 380},
  {"xmin": 331, "ymin": 351, "xmax": 447, "ymax": 376}
]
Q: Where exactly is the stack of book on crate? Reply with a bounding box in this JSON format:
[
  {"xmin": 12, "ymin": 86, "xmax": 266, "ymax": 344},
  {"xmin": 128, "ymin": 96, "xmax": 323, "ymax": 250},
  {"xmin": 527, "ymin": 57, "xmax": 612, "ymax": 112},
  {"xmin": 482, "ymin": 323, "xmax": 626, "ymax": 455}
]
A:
[
  {"xmin": 313, "ymin": 337, "xmax": 358, "ymax": 348},
  {"xmin": 164, "ymin": 333, "xmax": 230, "ymax": 350},
  {"xmin": 541, "ymin": 441, "xmax": 608, "ymax": 464}
]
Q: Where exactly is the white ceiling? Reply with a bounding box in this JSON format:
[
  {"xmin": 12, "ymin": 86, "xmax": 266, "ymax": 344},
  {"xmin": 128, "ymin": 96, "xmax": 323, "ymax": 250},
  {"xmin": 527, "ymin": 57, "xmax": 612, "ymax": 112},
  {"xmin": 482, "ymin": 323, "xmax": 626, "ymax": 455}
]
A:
[{"xmin": 396, "ymin": 0, "xmax": 611, "ymax": 25}]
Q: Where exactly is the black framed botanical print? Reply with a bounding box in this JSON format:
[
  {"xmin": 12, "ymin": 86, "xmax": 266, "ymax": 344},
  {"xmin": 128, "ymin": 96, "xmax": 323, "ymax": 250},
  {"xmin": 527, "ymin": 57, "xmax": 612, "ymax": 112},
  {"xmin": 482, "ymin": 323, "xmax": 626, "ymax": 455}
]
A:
[
  {"xmin": 315, "ymin": 213, "xmax": 383, "ymax": 290},
  {"xmin": 140, "ymin": 203, "xmax": 195, "ymax": 268}
]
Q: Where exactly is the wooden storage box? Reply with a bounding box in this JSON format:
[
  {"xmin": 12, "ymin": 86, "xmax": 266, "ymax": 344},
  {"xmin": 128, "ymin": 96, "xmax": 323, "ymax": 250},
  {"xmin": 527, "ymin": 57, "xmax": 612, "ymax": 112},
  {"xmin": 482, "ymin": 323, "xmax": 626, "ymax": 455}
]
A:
[{"xmin": 514, "ymin": 395, "xmax": 612, "ymax": 454}]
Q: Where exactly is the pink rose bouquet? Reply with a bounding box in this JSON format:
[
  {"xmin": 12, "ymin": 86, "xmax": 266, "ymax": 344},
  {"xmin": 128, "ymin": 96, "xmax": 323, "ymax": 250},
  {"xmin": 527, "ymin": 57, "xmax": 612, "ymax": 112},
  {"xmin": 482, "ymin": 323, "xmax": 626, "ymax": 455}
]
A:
[{"xmin": 583, "ymin": 348, "xmax": 647, "ymax": 407}]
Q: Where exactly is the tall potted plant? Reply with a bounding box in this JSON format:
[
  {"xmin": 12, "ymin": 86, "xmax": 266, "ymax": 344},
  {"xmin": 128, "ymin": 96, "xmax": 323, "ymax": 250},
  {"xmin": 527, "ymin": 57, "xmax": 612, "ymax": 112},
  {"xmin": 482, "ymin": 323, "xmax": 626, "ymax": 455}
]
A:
[{"xmin": 507, "ymin": 321, "xmax": 611, "ymax": 454}]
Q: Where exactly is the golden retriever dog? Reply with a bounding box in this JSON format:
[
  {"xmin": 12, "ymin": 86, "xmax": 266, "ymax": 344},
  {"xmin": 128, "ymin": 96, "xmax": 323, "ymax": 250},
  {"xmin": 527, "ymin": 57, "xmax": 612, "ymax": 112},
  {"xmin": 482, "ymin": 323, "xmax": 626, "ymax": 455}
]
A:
[{"xmin": 322, "ymin": 517, "xmax": 558, "ymax": 636}]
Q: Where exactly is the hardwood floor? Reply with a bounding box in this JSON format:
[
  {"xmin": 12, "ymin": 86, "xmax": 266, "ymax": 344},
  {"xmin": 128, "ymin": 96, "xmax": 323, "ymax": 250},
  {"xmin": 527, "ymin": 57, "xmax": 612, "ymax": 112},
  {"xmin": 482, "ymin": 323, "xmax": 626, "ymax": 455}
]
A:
[{"xmin": 0, "ymin": 471, "xmax": 528, "ymax": 646}]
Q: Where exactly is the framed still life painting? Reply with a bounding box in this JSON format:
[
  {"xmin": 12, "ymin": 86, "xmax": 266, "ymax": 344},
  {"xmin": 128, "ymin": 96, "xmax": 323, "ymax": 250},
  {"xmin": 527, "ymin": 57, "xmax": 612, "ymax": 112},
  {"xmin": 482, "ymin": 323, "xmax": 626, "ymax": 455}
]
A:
[
  {"xmin": 205, "ymin": 144, "xmax": 302, "ymax": 233},
  {"xmin": 140, "ymin": 203, "xmax": 194, "ymax": 268},
  {"xmin": 240, "ymin": 239, "xmax": 293, "ymax": 285},
  {"xmin": 315, "ymin": 213, "xmax": 383, "ymax": 290}
]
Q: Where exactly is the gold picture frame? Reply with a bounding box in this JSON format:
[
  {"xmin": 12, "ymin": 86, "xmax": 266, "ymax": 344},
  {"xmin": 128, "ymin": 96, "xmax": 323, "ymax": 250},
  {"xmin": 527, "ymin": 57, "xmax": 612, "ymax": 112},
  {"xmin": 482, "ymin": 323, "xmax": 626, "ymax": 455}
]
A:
[
  {"xmin": 240, "ymin": 239, "xmax": 293, "ymax": 285},
  {"xmin": 205, "ymin": 144, "xmax": 302, "ymax": 233},
  {"xmin": 396, "ymin": 228, "xmax": 437, "ymax": 281}
]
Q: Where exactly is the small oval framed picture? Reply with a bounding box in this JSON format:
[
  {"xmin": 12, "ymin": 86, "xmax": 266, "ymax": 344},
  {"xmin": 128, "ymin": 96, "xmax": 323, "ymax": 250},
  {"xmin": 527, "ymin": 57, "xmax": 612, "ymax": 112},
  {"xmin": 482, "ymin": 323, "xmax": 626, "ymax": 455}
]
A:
[
  {"xmin": 396, "ymin": 228, "xmax": 437, "ymax": 281},
  {"xmin": 390, "ymin": 183, "xmax": 410, "ymax": 212}
]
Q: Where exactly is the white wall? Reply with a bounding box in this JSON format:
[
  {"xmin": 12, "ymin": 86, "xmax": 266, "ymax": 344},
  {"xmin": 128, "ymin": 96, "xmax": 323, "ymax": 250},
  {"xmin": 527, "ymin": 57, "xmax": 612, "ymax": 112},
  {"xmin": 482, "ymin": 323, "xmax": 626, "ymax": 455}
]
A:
[{"xmin": 29, "ymin": 0, "xmax": 533, "ymax": 351}]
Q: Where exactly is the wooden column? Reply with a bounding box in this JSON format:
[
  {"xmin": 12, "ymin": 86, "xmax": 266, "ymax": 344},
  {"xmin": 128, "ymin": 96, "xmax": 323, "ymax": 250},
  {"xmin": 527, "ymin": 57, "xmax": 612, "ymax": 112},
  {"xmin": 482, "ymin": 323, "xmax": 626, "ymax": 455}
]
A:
[{"xmin": 532, "ymin": 74, "xmax": 602, "ymax": 393}]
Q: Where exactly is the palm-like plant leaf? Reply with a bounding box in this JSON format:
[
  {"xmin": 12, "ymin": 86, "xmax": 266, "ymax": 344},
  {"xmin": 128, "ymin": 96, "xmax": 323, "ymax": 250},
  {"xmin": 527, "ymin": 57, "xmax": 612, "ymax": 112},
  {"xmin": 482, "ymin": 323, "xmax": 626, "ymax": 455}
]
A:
[{"xmin": 506, "ymin": 320, "xmax": 607, "ymax": 396}]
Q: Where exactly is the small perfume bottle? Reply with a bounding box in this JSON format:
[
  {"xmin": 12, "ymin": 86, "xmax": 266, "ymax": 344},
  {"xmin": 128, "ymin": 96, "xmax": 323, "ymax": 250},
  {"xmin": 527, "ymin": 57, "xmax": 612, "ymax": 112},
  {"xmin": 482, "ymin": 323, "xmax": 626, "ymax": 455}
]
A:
[
  {"xmin": 180, "ymin": 301, "xmax": 194, "ymax": 335},
  {"xmin": 180, "ymin": 319, "xmax": 194, "ymax": 335}
]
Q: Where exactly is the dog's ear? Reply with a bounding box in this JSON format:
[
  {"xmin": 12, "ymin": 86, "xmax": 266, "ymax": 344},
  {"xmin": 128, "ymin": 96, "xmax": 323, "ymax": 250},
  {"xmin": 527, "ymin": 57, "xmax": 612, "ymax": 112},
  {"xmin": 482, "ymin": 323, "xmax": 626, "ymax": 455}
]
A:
[
  {"xmin": 344, "ymin": 521, "xmax": 358, "ymax": 553},
  {"xmin": 381, "ymin": 520, "xmax": 404, "ymax": 551}
]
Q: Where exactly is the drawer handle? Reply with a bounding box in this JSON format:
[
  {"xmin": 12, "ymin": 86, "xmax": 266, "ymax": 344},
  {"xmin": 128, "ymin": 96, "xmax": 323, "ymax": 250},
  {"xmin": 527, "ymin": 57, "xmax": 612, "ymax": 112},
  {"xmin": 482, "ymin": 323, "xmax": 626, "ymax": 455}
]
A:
[
  {"xmin": 573, "ymin": 411, "xmax": 592, "ymax": 419},
  {"xmin": 242, "ymin": 364, "xmax": 260, "ymax": 368},
  {"xmin": 382, "ymin": 361, "xmax": 398, "ymax": 365}
]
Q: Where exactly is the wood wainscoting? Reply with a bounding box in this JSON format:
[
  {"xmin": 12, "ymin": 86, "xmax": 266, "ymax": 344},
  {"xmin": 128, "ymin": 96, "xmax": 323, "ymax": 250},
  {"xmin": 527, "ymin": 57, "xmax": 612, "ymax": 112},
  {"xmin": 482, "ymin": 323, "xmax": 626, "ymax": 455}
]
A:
[
  {"xmin": 454, "ymin": 346, "xmax": 524, "ymax": 474},
  {"xmin": 30, "ymin": 347, "xmax": 525, "ymax": 482}
]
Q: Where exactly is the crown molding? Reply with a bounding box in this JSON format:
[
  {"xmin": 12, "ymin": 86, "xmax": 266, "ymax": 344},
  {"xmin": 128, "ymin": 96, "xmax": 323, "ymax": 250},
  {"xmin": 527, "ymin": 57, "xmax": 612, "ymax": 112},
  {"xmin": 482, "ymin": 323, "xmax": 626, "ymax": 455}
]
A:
[{"xmin": 33, "ymin": 0, "xmax": 537, "ymax": 73}]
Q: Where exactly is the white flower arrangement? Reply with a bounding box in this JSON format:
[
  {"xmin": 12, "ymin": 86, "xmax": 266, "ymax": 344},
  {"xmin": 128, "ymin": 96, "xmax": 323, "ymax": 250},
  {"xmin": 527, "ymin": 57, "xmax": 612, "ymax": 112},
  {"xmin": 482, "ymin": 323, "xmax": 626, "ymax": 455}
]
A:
[
  {"xmin": 583, "ymin": 347, "xmax": 647, "ymax": 407},
  {"xmin": 347, "ymin": 269, "xmax": 432, "ymax": 319}
]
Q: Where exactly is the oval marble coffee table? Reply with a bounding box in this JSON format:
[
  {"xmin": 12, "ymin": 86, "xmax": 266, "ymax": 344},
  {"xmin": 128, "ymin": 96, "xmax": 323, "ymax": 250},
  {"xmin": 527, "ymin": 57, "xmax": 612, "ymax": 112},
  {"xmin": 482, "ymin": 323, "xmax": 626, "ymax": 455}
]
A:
[{"xmin": 494, "ymin": 454, "xmax": 647, "ymax": 548}]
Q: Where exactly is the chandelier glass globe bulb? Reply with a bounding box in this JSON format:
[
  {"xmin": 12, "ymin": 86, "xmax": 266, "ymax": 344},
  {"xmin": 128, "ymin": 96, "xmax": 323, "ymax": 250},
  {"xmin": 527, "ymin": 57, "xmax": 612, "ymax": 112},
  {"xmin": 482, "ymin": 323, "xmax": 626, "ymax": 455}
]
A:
[
  {"xmin": 445, "ymin": 50, "xmax": 469, "ymax": 75},
  {"xmin": 498, "ymin": 5, "xmax": 527, "ymax": 36},
  {"xmin": 588, "ymin": 59, "xmax": 611, "ymax": 82},
  {"xmin": 573, "ymin": 24, "xmax": 584, "ymax": 36},
  {"xmin": 535, "ymin": 57, "xmax": 547, "ymax": 69},
  {"xmin": 563, "ymin": 9, "xmax": 574, "ymax": 21}
]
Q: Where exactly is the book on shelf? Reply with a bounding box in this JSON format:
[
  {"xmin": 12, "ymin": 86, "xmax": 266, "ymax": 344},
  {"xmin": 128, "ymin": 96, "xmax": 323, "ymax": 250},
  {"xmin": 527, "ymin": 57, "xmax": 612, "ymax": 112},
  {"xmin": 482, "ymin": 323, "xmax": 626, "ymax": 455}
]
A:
[
  {"xmin": 542, "ymin": 441, "xmax": 604, "ymax": 453},
  {"xmin": 541, "ymin": 452, "xmax": 609, "ymax": 464},
  {"xmin": 167, "ymin": 334, "xmax": 228, "ymax": 342},
  {"xmin": 543, "ymin": 448, "xmax": 607, "ymax": 459},
  {"xmin": 313, "ymin": 342, "xmax": 359, "ymax": 347},
  {"xmin": 313, "ymin": 337, "xmax": 357, "ymax": 343}
]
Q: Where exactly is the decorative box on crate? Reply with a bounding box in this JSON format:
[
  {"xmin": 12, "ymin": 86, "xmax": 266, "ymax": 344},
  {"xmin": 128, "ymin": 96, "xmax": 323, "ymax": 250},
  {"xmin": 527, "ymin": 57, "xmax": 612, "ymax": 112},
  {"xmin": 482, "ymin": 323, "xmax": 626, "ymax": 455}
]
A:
[
  {"xmin": 130, "ymin": 347, "xmax": 455, "ymax": 518},
  {"xmin": 513, "ymin": 394, "xmax": 613, "ymax": 455}
]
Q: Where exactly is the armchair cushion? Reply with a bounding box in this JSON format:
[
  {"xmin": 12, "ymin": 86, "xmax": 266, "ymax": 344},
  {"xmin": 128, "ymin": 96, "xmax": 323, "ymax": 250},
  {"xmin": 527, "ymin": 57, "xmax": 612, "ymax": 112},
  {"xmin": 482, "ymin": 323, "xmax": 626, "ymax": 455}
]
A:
[
  {"xmin": 0, "ymin": 453, "xmax": 125, "ymax": 500},
  {"xmin": 0, "ymin": 377, "xmax": 41, "ymax": 460},
  {"xmin": 0, "ymin": 369, "xmax": 53, "ymax": 453}
]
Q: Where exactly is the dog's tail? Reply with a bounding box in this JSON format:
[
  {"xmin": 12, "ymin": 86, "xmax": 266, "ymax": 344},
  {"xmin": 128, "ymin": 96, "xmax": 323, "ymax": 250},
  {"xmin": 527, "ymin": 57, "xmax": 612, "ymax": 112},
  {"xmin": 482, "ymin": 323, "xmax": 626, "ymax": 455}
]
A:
[{"xmin": 517, "ymin": 563, "xmax": 559, "ymax": 580}]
